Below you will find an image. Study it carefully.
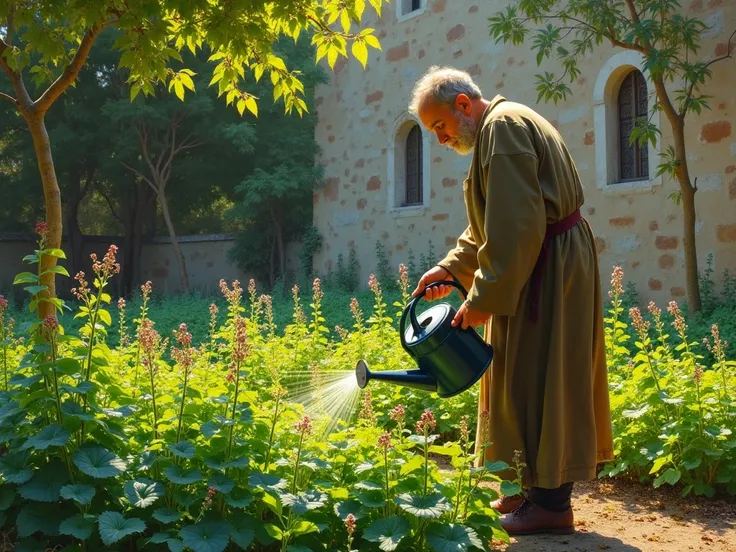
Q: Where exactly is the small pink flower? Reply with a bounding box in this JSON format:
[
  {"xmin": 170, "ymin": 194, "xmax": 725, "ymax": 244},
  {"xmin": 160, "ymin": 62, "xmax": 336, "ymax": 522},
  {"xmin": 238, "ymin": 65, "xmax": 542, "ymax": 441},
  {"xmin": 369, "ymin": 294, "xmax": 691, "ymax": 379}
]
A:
[
  {"xmin": 389, "ymin": 404, "xmax": 405, "ymax": 423},
  {"xmin": 138, "ymin": 319, "xmax": 160, "ymax": 359},
  {"xmin": 460, "ymin": 415, "xmax": 470, "ymax": 444},
  {"xmin": 35, "ymin": 220, "xmax": 48, "ymax": 237},
  {"xmin": 693, "ymin": 364, "xmax": 704, "ymax": 385},
  {"xmin": 345, "ymin": 513, "xmax": 356, "ymax": 536},
  {"xmin": 629, "ymin": 307, "xmax": 650, "ymax": 340},
  {"xmin": 415, "ymin": 409, "xmax": 436, "ymax": 434},
  {"xmin": 209, "ymin": 303, "xmax": 218, "ymax": 316},
  {"xmin": 377, "ymin": 432, "xmax": 392, "ymax": 451},
  {"xmin": 667, "ymin": 301, "xmax": 686, "ymax": 335},
  {"xmin": 220, "ymin": 280, "xmax": 242, "ymax": 306},
  {"xmin": 295, "ymin": 415, "xmax": 312, "ymax": 436},
  {"xmin": 42, "ymin": 315, "xmax": 58, "ymax": 334},
  {"xmin": 609, "ymin": 266, "xmax": 624, "ymax": 298},
  {"xmin": 647, "ymin": 301, "xmax": 661, "ymax": 319},
  {"xmin": 141, "ymin": 281, "xmax": 153, "ymax": 300},
  {"xmin": 72, "ymin": 272, "xmax": 90, "ymax": 300},
  {"xmin": 117, "ymin": 298, "xmax": 126, "ymax": 310},
  {"xmin": 368, "ymin": 274, "xmax": 379, "ymax": 293},
  {"xmin": 232, "ymin": 315, "xmax": 248, "ymax": 363}
]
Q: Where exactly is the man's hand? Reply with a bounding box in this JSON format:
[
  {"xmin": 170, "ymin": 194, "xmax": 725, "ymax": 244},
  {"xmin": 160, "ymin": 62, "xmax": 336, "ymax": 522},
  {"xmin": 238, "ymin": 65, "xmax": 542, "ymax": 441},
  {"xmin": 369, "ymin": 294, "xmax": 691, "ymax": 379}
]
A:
[
  {"xmin": 452, "ymin": 301, "xmax": 492, "ymax": 330},
  {"xmin": 412, "ymin": 265, "xmax": 454, "ymax": 301}
]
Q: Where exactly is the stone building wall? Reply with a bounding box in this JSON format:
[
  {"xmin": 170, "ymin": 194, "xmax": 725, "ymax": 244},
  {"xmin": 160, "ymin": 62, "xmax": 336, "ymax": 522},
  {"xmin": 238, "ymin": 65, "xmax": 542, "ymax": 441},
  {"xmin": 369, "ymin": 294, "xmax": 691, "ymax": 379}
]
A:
[{"xmin": 311, "ymin": 0, "xmax": 736, "ymax": 305}]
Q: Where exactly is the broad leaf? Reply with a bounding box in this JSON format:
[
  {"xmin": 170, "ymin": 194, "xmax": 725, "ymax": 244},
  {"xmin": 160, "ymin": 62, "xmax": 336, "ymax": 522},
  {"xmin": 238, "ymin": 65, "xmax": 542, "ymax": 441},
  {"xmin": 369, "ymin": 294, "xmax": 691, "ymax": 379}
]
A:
[
  {"xmin": 229, "ymin": 513, "xmax": 256, "ymax": 550},
  {"xmin": 0, "ymin": 450, "xmax": 33, "ymax": 484},
  {"xmin": 22, "ymin": 424, "xmax": 71, "ymax": 450},
  {"xmin": 60, "ymin": 484, "xmax": 96, "ymax": 505},
  {"xmin": 16, "ymin": 503, "xmax": 66, "ymax": 538},
  {"xmin": 179, "ymin": 520, "xmax": 232, "ymax": 552},
  {"xmin": 124, "ymin": 479, "xmax": 165, "ymax": 508},
  {"xmin": 163, "ymin": 466, "xmax": 202, "ymax": 485},
  {"xmin": 249, "ymin": 472, "xmax": 288, "ymax": 491},
  {"xmin": 208, "ymin": 474, "xmax": 234, "ymax": 494},
  {"xmin": 395, "ymin": 492, "xmax": 451, "ymax": 518},
  {"xmin": 168, "ymin": 441, "xmax": 196, "ymax": 459},
  {"xmin": 0, "ymin": 488, "xmax": 15, "ymax": 511},
  {"xmin": 363, "ymin": 516, "xmax": 410, "ymax": 551},
  {"xmin": 153, "ymin": 508, "xmax": 181, "ymax": 523},
  {"xmin": 98, "ymin": 511, "xmax": 146, "ymax": 546},
  {"xmin": 59, "ymin": 515, "xmax": 95, "ymax": 540},
  {"xmin": 500, "ymin": 481, "xmax": 522, "ymax": 497},
  {"xmin": 18, "ymin": 462, "xmax": 68, "ymax": 502},
  {"xmin": 425, "ymin": 523, "xmax": 484, "ymax": 552},
  {"xmin": 74, "ymin": 446, "xmax": 127, "ymax": 478},
  {"xmin": 282, "ymin": 490, "xmax": 327, "ymax": 515}
]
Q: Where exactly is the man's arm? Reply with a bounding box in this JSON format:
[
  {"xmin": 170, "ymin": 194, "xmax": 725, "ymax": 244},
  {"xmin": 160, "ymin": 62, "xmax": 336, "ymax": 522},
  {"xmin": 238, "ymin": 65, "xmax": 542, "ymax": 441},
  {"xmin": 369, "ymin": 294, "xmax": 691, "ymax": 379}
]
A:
[
  {"xmin": 437, "ymin": 225, "xmax": 479, "ymax": 292},
  {"xmin": 465, "ymin": 121, "xmax": 547, "ymax": 316}
]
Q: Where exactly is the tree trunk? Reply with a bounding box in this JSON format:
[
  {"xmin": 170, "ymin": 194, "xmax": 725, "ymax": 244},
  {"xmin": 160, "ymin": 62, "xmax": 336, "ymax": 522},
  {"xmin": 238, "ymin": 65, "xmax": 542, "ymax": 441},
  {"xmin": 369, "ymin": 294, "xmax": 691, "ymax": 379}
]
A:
[
  {"xmin": 670, "ymin": 116, "xmax": 702, "ymax": 314},
  {"xmin": 159, "ymin": 191, "xmax": 189, "ymax": 293},
  {"xmin": 26, "ymin": 113, "xmax": 62, "ymax": 319}
]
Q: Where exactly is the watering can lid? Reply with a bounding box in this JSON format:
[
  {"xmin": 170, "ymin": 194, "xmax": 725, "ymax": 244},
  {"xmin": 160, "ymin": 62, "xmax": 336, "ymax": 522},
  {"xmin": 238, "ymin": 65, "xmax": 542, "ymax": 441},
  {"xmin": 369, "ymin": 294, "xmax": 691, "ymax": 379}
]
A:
[{"xmin": 402, "ymin": 303, "xmax": 452, "ymax": 345}]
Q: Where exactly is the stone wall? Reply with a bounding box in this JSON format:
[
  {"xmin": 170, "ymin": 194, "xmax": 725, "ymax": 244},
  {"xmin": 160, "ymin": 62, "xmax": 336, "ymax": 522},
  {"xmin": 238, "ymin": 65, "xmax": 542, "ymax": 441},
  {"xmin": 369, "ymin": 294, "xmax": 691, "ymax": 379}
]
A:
[
  {"xmin": 0, "ymin": 234, "xmax": 299, "ymax": 297},
  {"xmin": 311, "ymin": 0, "xmax": 736, "ymax": 304}
]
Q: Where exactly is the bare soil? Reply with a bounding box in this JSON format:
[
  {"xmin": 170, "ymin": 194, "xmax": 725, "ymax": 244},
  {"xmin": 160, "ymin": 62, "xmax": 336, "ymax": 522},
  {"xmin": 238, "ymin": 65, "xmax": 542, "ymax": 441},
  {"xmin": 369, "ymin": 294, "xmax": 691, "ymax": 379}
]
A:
[{"xmin": 491, "ymin": 478, "xmax": 736, "ymax": 552}]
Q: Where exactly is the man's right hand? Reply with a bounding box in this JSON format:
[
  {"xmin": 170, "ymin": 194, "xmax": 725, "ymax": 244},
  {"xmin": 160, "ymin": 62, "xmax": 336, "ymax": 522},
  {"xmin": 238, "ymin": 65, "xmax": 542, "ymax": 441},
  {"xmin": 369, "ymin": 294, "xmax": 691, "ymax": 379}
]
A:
[{"xmin": 411, "ymin": 266, "xmax": 454, "ymax": 301}]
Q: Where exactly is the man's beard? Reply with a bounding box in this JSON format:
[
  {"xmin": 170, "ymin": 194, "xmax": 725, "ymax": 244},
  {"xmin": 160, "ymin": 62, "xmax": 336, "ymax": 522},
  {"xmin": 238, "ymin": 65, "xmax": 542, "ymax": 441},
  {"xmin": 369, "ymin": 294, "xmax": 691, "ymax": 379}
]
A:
[{"xmin": 449, "ymin": 111, "xmax": 477, "ymax": 155}]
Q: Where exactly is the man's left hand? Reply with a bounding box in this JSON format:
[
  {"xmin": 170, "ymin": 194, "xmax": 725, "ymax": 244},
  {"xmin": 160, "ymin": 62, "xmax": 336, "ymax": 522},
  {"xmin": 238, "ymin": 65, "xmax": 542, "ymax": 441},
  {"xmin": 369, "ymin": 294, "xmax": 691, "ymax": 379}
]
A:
[{"xmin": 452, "ymin": 301, "xmax": 492, "ymax": 330}]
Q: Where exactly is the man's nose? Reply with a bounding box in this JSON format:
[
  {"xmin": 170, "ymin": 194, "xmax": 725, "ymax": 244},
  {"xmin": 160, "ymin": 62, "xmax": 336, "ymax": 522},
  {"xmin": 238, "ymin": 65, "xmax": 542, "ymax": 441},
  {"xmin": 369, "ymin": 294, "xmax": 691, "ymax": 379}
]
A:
[{"xmin": 436, "ymin": 131, "xmax": 448, "ymax": 144}]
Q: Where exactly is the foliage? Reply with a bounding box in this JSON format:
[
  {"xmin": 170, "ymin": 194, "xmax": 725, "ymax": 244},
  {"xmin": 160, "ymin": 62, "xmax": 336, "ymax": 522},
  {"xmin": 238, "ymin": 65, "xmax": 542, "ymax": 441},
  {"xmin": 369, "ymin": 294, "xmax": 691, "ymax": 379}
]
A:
[
  {"xmin": 601, "ymin": 266, "xmax": 736, "ymax": 497},
  {"xmin": 488, "ymin": 0, "xmax": 736, "ymax": 313},
  {"xmin": 0, "ymin": 240, "xmax": 516, "ymax": 550}
]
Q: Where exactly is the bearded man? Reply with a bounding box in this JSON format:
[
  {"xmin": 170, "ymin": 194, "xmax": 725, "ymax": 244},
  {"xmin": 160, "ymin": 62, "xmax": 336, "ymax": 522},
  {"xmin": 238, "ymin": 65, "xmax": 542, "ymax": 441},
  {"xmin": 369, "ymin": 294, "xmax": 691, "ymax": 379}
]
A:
[{"xmin": 408, "ymin": 66, "xmax": 614, "ymax": 536}]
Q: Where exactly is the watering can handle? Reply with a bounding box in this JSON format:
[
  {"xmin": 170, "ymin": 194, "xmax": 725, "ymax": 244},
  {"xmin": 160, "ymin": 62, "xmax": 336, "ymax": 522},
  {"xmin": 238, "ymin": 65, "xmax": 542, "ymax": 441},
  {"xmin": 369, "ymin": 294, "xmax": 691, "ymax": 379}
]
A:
[{"xmin": 400, "ymin": 279, "xmax": 468, "ymax": 349}]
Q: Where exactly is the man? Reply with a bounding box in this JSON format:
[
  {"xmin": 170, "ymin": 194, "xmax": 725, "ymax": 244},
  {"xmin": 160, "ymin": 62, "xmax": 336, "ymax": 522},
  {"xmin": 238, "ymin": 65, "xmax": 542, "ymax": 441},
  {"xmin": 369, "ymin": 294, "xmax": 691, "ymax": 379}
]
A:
[{"xmin": 408, "ymin": 66, "xmax": 614, "ymax": 536}]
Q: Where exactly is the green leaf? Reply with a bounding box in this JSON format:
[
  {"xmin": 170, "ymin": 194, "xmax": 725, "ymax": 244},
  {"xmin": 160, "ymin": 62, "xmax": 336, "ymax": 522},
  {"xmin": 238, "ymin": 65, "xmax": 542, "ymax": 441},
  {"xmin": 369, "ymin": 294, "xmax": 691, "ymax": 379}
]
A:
[
  {"xmin": 18, "ymin": 461, "xmax": 68, "ymax": 502},
  {"xmin": 249, "ymin": 472, "xmax": 288, "ymax": 491},
  {"xmin": 163, "ymin": 466, "xmax": 202, "ymax": 485},
  {"xmin": 0, "ymin": 487, "xmax": 15, "ymax": 511},
  {"xmin": 124, "ymin": 479, "xmax": 165, "ymax": 508},
  {"xmin": 22, "ymin": 424, "xmax": 70, "ymax": 450},
  {"xmin": 42, "ymin": 265, "xmax": 70, "ymax": 277},
  {"xmin": 97, "ymin": 309, "xmax": 112, "ymax": 326},
  {"xmin": 395, "ymin": 492, "xmax": 452, "ymax": 518},
  {"xmin": 13, "ymin": 272, "xmax": 39, "ymax": 285},
  {"xmin": 484, "ymin": 460, "xmax": 510, "ymax": 472},
  {"xmin": 153, "ymin": 508, "xmax": 181, "ymax": 523},
  {"xmin": 229, "ymin": 514, "xmax": 256, "ymax": 550},
  {"xmin": 24, "ymin": 285, "xmax": 48, "ymax": 295},
  {"xmin": 500, "ymin": 481, "xmax": 522, "ymax": 497},
  {"xmin": 168, "ymin": 441, "xmax": 196, "ymax": 459},
  {"xmin": 180, "ymin": 520, "xmax": 232, "ymax": 552},
  {"xmin": 60, "ymin": 515, "xmax": 95, "ymax": 540},
  {"xmin": 208, "ymin": 474, "xmax": 234, "ymax": 494},
  {"xmin": 98, "ymin": 511, "xmax": 146, "ymax": 546},
  {"xmin": 42, "ymin": 248, "xmax": 67, "ymax": 259},
  {"xmin": 16, "ymin": 503, "xmax": 66, "ymax": 538},
  {"xmin": 425, "ymin": 523, "xmax": 484, "ymax": 552},
  {"xmin": 0, "ymin": 450, "xmax": 33, "ymax": 484},
  {"xmin": 282, "ymin": 490, "xmax": 327, "ymax": 515},
  {"xmin": 73, "ymin": 446, "xmax": 127, "ymax": 478},
  {"xmin": 363, "ymin": 516, "xmax": 410, "ymax": 551},
  {"xmin": 654, "ymin": 468, "xmax": 681, "ymax": 488},
  {"xmin": 60, "ymin": 484, "xmax": 95, "ymax": 505}
]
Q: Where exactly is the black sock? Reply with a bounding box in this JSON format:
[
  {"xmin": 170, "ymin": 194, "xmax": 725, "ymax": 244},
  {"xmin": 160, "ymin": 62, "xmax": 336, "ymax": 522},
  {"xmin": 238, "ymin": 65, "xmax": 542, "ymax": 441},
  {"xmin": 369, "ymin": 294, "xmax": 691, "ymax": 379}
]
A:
[{"xmin": 530, "ymin": 482, "xmax": 574, "ymax": 512}]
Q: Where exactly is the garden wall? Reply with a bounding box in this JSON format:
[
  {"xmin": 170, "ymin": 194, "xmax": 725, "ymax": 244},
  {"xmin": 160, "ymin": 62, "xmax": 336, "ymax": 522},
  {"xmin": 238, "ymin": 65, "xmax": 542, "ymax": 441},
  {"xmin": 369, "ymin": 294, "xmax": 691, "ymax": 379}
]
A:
[{"xmin": 0, "ymin": 233, "xmax": 300, "ymax": 298}]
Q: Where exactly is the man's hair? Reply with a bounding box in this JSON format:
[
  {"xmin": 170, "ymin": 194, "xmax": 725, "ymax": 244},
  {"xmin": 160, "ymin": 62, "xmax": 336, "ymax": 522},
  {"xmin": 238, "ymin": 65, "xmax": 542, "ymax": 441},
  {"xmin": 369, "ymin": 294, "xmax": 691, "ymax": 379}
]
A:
[{"xmin": 408, "ymin": 65, "xmax": 482, "ymax": 114}]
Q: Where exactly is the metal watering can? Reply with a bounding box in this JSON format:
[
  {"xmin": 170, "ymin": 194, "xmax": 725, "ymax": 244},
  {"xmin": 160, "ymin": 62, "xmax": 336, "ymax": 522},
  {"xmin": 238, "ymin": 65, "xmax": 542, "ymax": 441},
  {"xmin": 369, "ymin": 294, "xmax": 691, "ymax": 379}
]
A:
[{"xmin": 355, "ymin": 280, "xmax": 493, "ymax": 398}]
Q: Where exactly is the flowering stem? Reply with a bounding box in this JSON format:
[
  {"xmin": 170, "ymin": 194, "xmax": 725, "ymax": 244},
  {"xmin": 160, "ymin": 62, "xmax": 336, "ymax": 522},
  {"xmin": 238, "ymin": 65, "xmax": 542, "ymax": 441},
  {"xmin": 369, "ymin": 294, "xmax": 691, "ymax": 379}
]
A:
[
  {"xmin": 148, "ymin": 354, "xmax": 159, "ymax": 441},
  {"xmin": 2, "ymin": 326, "xmax": 7, "ymax": 392},
  {"xmin": 383, "ymin": 447, "xmax": 391, "ymax": 518},
  {"xmin": 175, "ymin": 365, "xmax": 190, "ymax": 446},
  {"xmin": 79, "ymin": 295, "xmax": 102, "ymax": 443},
  {"xmin": 292, "ymin": 431, "xmax": 305, "ymax": 496},
  {"xmin": 226, "ymin": 358, "xmax": 242, "ymax": 464},
  {"xmin": 263, "ymin": 393, "xmax": 283, "ymax": 474},
  {"xmin": 423, "ymin": 429, "xmax": 429, "ymax": 497}
]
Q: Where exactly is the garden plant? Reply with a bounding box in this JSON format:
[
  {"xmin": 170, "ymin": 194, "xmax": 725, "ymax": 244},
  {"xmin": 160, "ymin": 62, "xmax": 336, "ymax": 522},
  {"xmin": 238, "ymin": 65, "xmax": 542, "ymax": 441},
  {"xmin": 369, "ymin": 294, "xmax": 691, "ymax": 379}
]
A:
[{"xmin": 0, "ymin": 225, "xmax": 734, "ymax": 550}]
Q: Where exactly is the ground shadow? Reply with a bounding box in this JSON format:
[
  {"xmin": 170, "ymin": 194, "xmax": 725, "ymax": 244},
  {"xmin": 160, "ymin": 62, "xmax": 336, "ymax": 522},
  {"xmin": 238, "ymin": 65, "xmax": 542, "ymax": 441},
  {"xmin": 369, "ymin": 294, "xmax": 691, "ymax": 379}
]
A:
[
  {"xmin": 580, "ymin": 478, "xmax": 735, "ymax": 537},
  {"xmin": 504, "ymin": 531, "xmax": 643, "ymax": 552}
]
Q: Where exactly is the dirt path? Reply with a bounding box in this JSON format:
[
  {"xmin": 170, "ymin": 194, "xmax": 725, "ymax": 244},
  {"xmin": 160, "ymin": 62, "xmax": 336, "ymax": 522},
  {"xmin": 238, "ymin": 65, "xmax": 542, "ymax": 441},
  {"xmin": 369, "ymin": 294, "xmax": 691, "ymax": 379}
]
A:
[{"xmin": 492, "ymin": 479, "xmax": 736, "ymax": 552}]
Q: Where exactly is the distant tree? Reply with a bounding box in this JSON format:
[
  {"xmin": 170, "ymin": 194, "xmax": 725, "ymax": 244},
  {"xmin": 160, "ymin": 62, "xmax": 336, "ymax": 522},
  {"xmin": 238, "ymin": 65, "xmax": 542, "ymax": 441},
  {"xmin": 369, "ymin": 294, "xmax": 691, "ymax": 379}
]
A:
[
  {"xmin": 489, "ymin": 0, "xmax": 735, "ymax": 313},
  {"xmin": 0, "ymin": 0, "xmax": 385, "ymax": 319}
]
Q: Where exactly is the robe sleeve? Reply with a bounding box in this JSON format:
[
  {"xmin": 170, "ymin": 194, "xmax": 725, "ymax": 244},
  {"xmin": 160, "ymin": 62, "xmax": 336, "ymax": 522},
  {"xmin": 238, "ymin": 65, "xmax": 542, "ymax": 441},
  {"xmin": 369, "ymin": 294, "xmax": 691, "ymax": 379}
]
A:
[
  {"xmin": 437, "ymin": 224, "xmax": 479, "ymax": 292},
  {"xmin": 465, "ymin": 121, "xmax": 547, "ymax": 316}
]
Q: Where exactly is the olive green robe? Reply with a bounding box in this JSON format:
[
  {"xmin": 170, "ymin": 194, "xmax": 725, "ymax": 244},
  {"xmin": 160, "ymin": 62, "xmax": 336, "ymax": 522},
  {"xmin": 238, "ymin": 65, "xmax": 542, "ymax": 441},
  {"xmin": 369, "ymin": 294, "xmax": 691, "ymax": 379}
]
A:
[{"xmin": 438, "ymin": 95, "xmax": 614, "ymax": 489}]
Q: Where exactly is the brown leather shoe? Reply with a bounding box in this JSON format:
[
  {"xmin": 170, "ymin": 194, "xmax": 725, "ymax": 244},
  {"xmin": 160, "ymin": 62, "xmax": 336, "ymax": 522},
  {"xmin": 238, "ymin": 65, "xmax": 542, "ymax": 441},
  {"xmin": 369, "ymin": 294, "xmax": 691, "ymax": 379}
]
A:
[
  {"xmin": 500, "ymin": 500, "xmax": 575, "ymax": 535},
  {"xmin": 490, "ymin": 494, "xmax": 525, "ymax": 514}
]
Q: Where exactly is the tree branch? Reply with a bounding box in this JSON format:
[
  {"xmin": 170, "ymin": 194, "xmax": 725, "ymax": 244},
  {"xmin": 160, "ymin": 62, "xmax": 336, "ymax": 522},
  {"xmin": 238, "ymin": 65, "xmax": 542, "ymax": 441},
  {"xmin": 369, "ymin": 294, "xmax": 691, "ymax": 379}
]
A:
[
  {"xmin": 34, "ymin": 22, "xmax": 109, "ymax": 113},
  {"xmin": 680, "ymin": 29, "xmax": 736, "ymax": 118},
  {"xmin": 98, "ymin": 185, "xmax": 125, "ymax": 225},
  {"xmin": 0, "ymin": 91, "xmax": 18, "ymax": 105},
  {"xmin": 121, "ymin": 161, "xmax": 159, "ymax": 196}
]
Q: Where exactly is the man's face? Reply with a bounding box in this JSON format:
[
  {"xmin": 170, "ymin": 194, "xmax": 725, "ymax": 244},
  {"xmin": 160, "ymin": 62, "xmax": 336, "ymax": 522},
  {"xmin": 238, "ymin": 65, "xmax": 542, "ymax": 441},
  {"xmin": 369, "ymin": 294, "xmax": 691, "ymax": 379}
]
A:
[{"xmin": 417, "ymin": 94, "xmax": 478, "ymax": 156}]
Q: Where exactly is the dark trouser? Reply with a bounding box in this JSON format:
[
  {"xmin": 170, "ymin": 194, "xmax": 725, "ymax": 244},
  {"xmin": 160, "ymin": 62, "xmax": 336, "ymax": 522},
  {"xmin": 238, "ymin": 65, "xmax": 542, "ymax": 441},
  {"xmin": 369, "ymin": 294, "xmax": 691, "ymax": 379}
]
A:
[{"xmin": 529, "ymin": 482, "xmax": 574, "ymax": 512}]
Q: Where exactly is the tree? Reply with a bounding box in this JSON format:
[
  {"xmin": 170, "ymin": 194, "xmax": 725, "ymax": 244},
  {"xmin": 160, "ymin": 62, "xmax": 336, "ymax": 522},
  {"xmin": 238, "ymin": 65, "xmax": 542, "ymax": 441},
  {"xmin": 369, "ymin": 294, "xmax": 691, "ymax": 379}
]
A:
[
  {"xmin": 0, "ymin": 0, "xmax": 386, "ymax": 319},
  {"xmin": 489, "ymin": 0, "xmax": 735, "ymax": 313}
]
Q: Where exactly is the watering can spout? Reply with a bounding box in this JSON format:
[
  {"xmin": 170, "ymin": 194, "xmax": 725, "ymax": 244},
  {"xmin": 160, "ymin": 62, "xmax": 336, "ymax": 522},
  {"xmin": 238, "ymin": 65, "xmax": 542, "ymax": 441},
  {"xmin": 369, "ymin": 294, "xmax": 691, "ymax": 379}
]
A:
[{"xmin": 355, "ymin": 359, "xmax": 437, "ymax": 393}]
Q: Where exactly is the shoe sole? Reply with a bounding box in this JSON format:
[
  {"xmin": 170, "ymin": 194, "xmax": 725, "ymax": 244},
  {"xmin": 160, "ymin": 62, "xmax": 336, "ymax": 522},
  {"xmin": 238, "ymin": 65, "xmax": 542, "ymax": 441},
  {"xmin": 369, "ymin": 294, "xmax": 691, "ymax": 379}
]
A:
[{"xmin": 506, "ymin": 526, "xmax": 575, "ymax": 536}]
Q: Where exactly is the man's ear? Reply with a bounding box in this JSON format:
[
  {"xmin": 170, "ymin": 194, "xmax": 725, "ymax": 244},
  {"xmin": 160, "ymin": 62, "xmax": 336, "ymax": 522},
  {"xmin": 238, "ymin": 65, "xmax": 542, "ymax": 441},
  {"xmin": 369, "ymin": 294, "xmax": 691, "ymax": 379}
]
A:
[{"xmin": 454, "ymin": 93, "xmax": 472, "ymax": 115}]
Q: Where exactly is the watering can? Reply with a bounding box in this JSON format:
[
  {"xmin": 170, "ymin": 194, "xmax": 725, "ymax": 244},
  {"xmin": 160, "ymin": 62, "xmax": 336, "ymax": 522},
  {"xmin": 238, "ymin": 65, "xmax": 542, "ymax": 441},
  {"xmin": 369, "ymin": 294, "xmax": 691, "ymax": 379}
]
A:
[{"xmin": 355, "ymin": 280, "xmax": 493, "ymax": 398}]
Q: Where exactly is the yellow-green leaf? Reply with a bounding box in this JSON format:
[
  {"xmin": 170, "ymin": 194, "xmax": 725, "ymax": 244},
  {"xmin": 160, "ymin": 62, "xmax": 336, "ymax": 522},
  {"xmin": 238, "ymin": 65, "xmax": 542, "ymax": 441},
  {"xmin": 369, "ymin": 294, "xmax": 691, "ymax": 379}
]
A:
[
  {"xmin": 340, "ymin": 10, "xmax": 351, "ymax": 33},
  {"xmin": 352, "ymin": 40, "xmax": 368, "ymax": 68},
  {"xmin": 327, "ymin": 47, "xmax": 338, "ymax": 69},
  {"xmin": 364, "ymin": 34, "xmax": 381, "ymax": 50},
  {"xmin": 245, "ymin": 97, "xmax": 258, "ymax": 117},
  {"xmin": 174, "ymin": 80, "xmax": 185, "ymax": 101}
]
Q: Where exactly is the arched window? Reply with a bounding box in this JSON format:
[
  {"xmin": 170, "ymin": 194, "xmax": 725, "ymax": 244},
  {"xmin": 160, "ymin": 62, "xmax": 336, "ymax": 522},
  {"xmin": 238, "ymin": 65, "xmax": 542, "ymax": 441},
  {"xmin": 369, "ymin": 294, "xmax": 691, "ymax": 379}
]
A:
[
  {"xmin": 405, "ymin": 125, "xmax": 423, "ymax": 205},
  {"xmin": 617, "ymin": 70, "xmax": 649, "ymax": 182}
]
